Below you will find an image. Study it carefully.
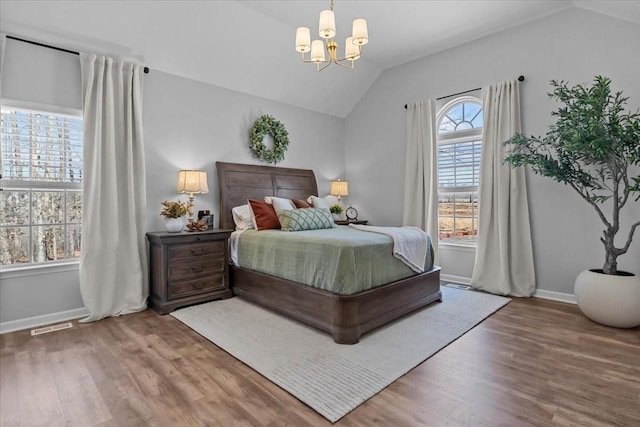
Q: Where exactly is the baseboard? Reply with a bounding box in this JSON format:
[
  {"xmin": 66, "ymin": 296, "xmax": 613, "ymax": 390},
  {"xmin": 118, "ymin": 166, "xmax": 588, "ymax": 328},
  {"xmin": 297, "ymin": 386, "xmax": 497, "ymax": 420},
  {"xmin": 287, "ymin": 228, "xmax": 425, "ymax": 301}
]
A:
[
  {"xmin": 441, "ymin": 275, "xmax": 576, "ymax": 304},
  {"xmin": 533, "ymin": 289, "xmax": 577, "ymax": 304},
  {"xmin": 441, "ymin": 274, "xmax": 471, "ymax": 285},
  {"xmin": 0, "ymin": 307, "xmax": 89, "ymax": 334},
  {"xmin": 0, "ymin": 288, "xmax": 577, "ymax": 335}
]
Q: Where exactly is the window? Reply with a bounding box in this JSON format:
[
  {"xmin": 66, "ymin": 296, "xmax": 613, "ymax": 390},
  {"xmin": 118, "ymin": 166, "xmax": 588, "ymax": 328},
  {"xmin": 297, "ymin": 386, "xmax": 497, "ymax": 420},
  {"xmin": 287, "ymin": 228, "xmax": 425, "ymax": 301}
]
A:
[
  {"xmin": 1, "ymin": 106, "xmax": 83, "ymax": 267},
  {"xmin": 436, "ymin": 96, "xmax": 482, "ymax": 246}
]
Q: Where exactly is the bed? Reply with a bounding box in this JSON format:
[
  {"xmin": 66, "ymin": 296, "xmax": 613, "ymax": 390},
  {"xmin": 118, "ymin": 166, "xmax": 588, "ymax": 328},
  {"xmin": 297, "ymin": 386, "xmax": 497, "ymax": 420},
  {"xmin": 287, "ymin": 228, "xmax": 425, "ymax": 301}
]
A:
[{"xmin": 217, "ymin": 161, "xmax": 441, "ymax": 344}]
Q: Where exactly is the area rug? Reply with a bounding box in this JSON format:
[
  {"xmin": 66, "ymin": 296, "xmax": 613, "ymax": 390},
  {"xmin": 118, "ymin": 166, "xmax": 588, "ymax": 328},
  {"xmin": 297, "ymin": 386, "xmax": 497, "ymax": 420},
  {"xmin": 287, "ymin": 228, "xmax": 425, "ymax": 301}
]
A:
[{"xmin": 171, "ymin": 286, "xmax": 509, "ymax": 423}]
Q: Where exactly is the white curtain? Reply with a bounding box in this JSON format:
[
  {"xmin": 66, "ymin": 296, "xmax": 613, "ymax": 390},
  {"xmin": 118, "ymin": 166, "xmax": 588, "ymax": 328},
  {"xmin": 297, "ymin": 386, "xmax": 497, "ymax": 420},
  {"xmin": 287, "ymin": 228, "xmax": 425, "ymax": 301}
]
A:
[
  {"xmin": 403, "ymin": 100, "xmax": 439, "ymax": 263},
  {"xmin": 79, "ymin": 53, "xmax": 148, "ymax": 321},
  {"xmin": 0, "ymin": 33, "xmax": 6, "ymax": 100},
  {"xmin": 0, "ymin": 33, "xmax": 5, "ymax": 183},
  {"xmin": 471, "ymin": 80, "xmax": 535, "ymax": 296}
]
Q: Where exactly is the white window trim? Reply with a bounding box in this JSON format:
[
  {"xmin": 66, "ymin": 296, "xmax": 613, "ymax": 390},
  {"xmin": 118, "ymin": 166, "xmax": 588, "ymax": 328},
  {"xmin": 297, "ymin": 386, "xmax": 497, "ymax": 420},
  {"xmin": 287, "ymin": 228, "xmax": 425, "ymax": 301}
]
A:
[
  {"xmin": 438, "ymin": 130, "xmax": 483, "ymax": 144},
  {"xmin": 437, "ymin": 95, "xmax": 482, "ymax": 137},
  {"xmin": 1, "ymin": 98, "xmax": 82, "ymax": 117},
  {"xmin": 0, "ymin": 260, "xmax": 79, "ymax": 279},
  {"xmin": 1, "ymin": 102, "xmax": 83, "ymax": 269},
  {"xmin": 439, "ymin": 242, "xmax": 477, "ymax": 252}
]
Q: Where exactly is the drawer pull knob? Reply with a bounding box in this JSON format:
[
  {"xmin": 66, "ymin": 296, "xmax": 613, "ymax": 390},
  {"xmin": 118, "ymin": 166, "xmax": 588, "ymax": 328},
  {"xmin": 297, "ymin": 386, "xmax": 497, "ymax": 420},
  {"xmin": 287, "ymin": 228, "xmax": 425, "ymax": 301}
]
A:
[
  {"xmin": 191, "ymin": 266, "xmax": 205, "ymax": 273},
  {"xmin": 191, "ymin": 248, "xmax": 206, "ymax": 255}
]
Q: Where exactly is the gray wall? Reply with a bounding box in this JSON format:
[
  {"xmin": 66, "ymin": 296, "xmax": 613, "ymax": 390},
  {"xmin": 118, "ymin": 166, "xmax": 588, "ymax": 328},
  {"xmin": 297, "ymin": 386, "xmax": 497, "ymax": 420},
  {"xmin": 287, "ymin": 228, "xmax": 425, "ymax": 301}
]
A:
[
  {"xmin": 345, "ymin": 8, "xmax": 640, "ymax": 294},
  {"xmin": 143, "ymin": 71, "xmax": 346, "ymax": 233},
  {"xmin": 0, "ymin": 38, "xmax": 345, "ymax": 328}
]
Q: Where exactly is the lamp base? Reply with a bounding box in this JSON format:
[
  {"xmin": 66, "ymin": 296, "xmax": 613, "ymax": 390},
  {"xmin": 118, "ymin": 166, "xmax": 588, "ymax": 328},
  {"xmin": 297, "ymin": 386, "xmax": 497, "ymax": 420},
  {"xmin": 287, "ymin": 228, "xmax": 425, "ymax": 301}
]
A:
[{"xmin": 187, "ymin": 194, "xmax": 195, "ymax": 223}]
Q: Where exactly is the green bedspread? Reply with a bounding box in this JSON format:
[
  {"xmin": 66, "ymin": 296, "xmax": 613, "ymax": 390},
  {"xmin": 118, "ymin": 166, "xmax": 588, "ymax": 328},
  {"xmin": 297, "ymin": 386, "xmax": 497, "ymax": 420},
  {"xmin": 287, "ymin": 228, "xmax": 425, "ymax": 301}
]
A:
[{"xmin": 236, "ymin": 225, "xmax": 434, "ymax": 295}]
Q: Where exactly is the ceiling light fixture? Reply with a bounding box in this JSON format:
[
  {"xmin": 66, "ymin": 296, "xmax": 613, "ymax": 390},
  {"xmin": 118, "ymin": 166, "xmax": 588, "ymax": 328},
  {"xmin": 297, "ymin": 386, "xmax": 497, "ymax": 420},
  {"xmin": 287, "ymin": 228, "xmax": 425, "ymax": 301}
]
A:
[{"xmin": 295, "ymin": 0, "xmax": 368, "ymax": 72}]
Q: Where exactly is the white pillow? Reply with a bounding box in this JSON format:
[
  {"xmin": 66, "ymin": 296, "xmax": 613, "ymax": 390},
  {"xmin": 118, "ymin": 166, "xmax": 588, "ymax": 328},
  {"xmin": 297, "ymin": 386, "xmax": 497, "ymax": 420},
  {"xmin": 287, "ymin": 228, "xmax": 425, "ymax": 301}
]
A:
[
  {"xmin": 307, "ymin": 195, "xmax": 339, "ymax": 209},
  {"xmin": 264, "ymin": 196, "xmax": 295, "ymax": 211},
  {"xmin": 307, "ymin": 195, "xmax": 326, "ymax": 209},
  {"xmin": 231, "ymin": 204, "xmax": 254, "ymax": 230}
]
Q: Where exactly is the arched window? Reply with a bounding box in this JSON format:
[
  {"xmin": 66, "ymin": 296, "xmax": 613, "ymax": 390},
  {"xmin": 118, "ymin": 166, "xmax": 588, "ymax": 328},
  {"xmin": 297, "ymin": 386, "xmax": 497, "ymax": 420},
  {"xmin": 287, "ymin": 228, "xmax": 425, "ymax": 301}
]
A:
[{"xmin": 436, "ymin": 96, "xmax": 482, "ymax": 246}]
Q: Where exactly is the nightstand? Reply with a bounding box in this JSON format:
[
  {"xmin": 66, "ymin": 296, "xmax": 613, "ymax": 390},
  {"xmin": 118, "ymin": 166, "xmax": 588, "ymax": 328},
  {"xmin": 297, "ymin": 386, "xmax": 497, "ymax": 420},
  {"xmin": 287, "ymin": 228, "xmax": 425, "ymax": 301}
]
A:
[
  {"xmin": 146, "ymin": 229, "xmax": 233, "ymax": 314},
  {"xmin": 334, "ymin": 219, "xmax": 368, "ymax": 225}
]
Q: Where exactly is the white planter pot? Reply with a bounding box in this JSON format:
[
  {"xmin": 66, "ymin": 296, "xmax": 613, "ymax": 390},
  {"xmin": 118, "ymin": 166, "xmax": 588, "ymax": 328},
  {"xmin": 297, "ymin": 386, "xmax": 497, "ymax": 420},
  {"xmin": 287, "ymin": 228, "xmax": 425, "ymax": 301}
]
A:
[
  {"xmin": 165, "ymin": 217, "xmax": 184, "ymax": 233},
  {"xmin": 574, "ymin": 269, "xmax": 640, "ymax": 328}
]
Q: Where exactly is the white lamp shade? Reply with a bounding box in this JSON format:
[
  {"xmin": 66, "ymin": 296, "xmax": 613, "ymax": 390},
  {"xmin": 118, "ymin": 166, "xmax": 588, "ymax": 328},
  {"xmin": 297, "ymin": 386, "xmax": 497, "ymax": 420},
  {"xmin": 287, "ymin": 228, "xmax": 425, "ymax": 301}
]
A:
[
  {"xmin": 345, "ymin": 37, "xmax": 360, "ymax": 60},
  {"xmin": 318, "ymin": 9, "xmax": 336, "ymax": 39},
  {"xmin": 352, "ymin": 18, "xmax": 368, "ymax": 45},
  {"xmin": 310, "ymin": 40, "xmax": 326, "ymax": 62},
  {"xmin": 177, "ymin": 170, "xmax": 209, "ymax": 194},
  {"xmin": 295, "ymin": 27, "xmax": 311, "ymax": 53},
  {"xmin": 330, "ymin": 180, "xmax": 349, "ymax": 197}
]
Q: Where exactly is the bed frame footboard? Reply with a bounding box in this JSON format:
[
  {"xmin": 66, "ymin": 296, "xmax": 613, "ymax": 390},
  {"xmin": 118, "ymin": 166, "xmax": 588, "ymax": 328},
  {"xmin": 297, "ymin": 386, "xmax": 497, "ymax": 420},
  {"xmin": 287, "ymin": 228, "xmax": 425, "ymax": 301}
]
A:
[{"xmin": 231, "ymin": 266, "xmax": 441, "ymax": 344}]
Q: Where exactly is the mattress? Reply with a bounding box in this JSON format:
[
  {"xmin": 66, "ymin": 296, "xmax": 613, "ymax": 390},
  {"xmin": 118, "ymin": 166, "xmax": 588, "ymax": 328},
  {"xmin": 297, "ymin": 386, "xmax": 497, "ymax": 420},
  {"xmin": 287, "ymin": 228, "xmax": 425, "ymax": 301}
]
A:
[{"xmin": 233, "ymin": 225, "xmax": 434, "ymax": 295}]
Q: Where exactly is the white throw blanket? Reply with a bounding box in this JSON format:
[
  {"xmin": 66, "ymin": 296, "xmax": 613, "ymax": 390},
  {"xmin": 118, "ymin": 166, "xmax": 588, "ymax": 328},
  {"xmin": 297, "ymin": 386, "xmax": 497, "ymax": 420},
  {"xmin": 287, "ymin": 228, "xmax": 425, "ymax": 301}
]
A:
[{"xmin": 349, "ymin": 224, "xmax": 429, "ymax": 273}]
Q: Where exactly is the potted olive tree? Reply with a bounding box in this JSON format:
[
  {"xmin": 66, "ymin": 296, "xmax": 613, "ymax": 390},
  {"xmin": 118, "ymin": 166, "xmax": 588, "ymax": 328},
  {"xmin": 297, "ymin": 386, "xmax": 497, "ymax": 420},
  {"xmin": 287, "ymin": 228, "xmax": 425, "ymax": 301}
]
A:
[{"xmin": 504, "ymin": 76, "xmax": 640, "ymax": 328}]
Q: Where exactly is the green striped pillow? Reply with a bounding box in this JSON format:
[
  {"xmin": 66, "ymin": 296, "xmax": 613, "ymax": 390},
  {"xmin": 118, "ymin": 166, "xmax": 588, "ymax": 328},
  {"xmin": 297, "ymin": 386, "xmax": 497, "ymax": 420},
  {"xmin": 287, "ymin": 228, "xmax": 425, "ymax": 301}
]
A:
[{"xmin": 277, "ymin": 208, "xmax": 336, "ymax": 231}]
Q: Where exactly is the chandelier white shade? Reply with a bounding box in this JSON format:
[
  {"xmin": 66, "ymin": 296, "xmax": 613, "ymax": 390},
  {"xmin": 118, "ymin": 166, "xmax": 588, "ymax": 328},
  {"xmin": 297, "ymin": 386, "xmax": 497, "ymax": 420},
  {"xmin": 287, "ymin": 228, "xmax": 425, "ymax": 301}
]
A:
[
  {"xmin": 295, "ymin": 27, "xmax": 311, "ymax": 53},
  {"xmin": 345, "ymin": 37, "xmax": 359, "ymax": 60},
  {"xmin": 352, "ymin": 18, "xmax": 369, "ymax": 45},
  {"xmin": 319, "ymin": 9, "xmax": 336, "ymax": 38},
  {"xmin": 295, "ymin": 0, "xmax": 368, "ymax": 71},
  {"xmin": 311, "ymin": 40, "xmax": 326, "ymax": 62}
]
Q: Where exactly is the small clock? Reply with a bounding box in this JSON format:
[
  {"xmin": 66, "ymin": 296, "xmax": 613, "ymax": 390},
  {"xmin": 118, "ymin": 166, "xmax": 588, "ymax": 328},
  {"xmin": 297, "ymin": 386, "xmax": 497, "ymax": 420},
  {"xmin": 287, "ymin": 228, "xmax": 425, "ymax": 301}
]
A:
[{"xmin": 345, "ymin": 206, "xmax": 358, "ymax": 220}]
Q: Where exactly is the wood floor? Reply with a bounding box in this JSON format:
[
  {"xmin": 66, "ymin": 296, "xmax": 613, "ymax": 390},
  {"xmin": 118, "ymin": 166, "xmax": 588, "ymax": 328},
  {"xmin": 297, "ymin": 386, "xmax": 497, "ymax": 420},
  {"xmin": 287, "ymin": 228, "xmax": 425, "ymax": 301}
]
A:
[{"xmin": 1, "ymin": 295, "xmax": 638, "ymax": 427}]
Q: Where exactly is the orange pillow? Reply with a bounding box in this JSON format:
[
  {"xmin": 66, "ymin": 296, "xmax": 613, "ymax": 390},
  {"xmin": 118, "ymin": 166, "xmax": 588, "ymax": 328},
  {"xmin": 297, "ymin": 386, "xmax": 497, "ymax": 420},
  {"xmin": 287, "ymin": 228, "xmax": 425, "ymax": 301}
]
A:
[
  {"xmin": 292, "ymin": 198, "xmax": 312, "ymax": 208},
  {"xmin": 248, "ymin": 199, "xmax": 280, "ymax": 230}
]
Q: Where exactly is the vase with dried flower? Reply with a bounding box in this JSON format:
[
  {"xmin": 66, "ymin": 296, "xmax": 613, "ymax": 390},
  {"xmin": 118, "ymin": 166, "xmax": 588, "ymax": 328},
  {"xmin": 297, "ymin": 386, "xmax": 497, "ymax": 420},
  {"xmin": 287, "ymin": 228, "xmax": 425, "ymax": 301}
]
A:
[{"xmin": 160, "ymin": 200, "xmax": 192, "ymax": 233}]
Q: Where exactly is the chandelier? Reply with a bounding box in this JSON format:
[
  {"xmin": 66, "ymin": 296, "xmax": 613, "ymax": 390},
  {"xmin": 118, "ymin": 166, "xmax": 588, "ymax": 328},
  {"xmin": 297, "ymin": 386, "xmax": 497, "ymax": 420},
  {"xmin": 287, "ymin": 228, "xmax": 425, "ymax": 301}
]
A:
[{"xmin": 294, "ymin": 0, "xmax": 369, "ymax": 71}]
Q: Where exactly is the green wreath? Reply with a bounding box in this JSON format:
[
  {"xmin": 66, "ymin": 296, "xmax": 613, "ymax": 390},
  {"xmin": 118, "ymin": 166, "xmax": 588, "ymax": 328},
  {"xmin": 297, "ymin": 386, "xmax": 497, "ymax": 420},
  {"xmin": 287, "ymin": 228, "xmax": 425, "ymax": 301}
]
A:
[{"xmin": 249, "ymin": 114, "xmax": 289, "ymax": 164}]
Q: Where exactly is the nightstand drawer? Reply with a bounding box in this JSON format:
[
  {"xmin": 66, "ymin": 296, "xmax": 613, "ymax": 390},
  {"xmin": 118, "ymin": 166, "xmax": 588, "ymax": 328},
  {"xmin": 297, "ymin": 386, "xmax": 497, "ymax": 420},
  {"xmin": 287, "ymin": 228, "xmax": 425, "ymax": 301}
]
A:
[
  {"xmin": 168, "ymin": 274, "xmax": 226, "ymax": 299},
  {"xmin": 169, "ymin": 241, "xmax": 224, "ymax": 260},
  {"xmin": 168, "ymin": 258, "xmax": 224, "ymax": 280}
]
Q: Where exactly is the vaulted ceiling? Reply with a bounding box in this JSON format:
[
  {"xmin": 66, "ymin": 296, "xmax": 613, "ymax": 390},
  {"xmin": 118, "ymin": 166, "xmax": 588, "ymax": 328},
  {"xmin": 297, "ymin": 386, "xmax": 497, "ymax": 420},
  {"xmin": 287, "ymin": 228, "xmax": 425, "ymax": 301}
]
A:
[{"xmin": 1, "ymin": 1, "xmax": 639, "ymax": 118}]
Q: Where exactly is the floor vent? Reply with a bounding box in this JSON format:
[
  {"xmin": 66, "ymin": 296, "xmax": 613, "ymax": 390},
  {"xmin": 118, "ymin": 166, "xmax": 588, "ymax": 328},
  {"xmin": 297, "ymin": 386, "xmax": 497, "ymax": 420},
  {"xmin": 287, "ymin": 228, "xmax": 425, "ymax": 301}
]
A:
[
  {"xmin": 31, "ymin": 322, "xmax": 74, "ymax": 336},
  {"xmin": 445, "ymin": 283, "xmax": 471, "ymax": 290}
]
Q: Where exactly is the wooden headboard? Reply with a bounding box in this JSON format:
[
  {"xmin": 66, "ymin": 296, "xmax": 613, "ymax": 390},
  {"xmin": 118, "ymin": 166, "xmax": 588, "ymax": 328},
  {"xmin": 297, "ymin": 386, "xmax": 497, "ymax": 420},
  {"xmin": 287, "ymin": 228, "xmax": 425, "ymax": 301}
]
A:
[{"xmin": 216, "ymin": 162, "xmax": 319, "ymax": 230}]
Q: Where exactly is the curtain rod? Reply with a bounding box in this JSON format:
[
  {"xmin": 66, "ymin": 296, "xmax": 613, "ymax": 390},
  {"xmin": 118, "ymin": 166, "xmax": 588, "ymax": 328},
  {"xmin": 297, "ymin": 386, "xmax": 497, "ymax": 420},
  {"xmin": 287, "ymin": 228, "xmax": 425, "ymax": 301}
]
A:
[
  {"xmin": 404, "ymin": 75, "xmax": 524, "ymax": 109},
  {"xmin": 6, "ymin": 35, "xmax": 150, "ymax": 74}
]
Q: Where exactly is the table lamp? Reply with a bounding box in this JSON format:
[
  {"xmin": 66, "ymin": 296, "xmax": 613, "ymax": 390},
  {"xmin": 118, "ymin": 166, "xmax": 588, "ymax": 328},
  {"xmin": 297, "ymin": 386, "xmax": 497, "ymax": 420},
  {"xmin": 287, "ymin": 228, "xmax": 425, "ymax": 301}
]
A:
[
  {"xmin": 177, "ymin": 170, "xmax": 209, "ymax": 223},
  {"xmin": 330, "ymin": 179, "xmax": 349, "ymax": 203}
]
